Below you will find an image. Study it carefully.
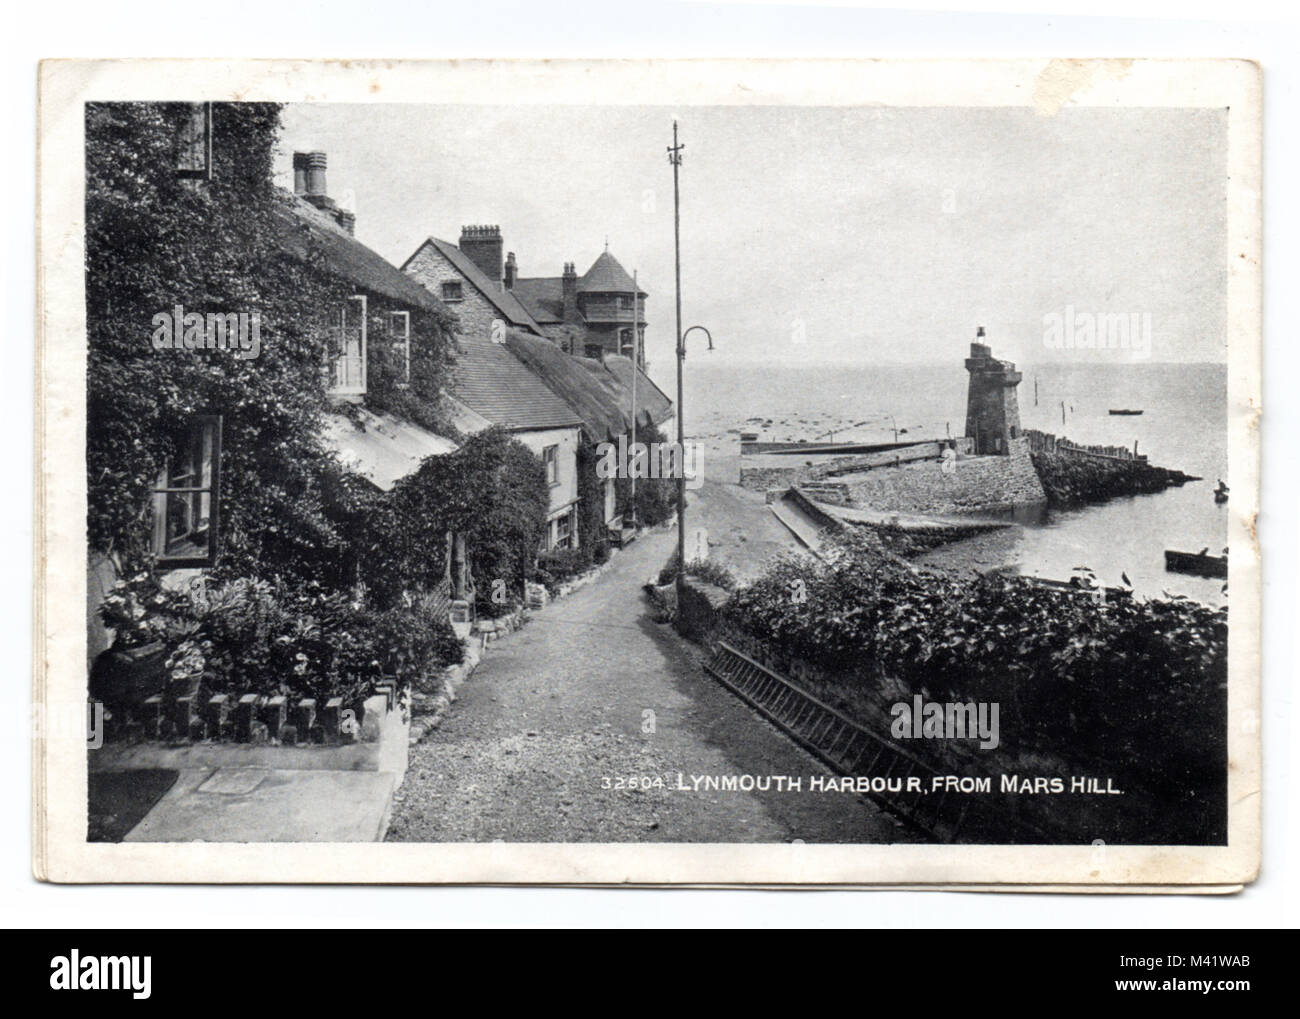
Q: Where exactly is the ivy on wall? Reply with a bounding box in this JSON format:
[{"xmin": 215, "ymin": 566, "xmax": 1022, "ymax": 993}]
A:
[{"xmin": 85, "ymin": 101, "xmax": 459, "ymax": 588}]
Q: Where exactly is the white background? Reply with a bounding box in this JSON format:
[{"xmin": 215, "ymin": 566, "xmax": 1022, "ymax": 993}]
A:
[{"xmin": 4, "ymin": 0, "xmax": 1295, "ymax": 929}]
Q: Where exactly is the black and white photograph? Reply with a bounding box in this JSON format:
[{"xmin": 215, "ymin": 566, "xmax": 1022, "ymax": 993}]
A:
[{"xmin": 33, "ymin": 56, "xmax": 1260, "ymax": 888}]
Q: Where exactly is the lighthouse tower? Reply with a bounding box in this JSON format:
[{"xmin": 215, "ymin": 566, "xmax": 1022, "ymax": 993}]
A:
[{"xmin": 964, "ymin": 327, "xmax": 1023, "ymax": 455}]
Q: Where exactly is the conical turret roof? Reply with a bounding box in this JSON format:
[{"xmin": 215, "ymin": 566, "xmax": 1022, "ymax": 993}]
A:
[{"xmin": 578, "ymin": 250, "xmax": 641, "ymax": 294}]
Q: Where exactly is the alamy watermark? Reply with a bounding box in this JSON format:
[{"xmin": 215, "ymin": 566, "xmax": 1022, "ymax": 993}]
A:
[
  {"xmin": 1043, "ymin": 304, "xmax": 1151, "ymax": 360},
  {"xmin": 594, "ymin": 434, "xmax": 704, "ymax": 490},
  {"xmin": 152, "ymin": 304, "xmax": 262, "ymax": 359},
  {"xmin": 50, "ymin": 951, "xmax": 151, "ymax": 999},
  {"xmin": 890, "ymin": 695, "xmax": 1000, "ymax": 750}
]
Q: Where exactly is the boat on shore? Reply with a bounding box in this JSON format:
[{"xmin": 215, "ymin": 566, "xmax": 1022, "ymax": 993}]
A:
[
  {"xmin": 1164, "ymin": 549, "xmax": 1227, "ymax": 579},
  {"xmin": 1108, "ymin": 408, "xmax": 1144, "ymax": 416}
]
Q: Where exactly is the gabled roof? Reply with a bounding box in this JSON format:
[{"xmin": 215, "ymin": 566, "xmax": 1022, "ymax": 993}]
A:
[
  {"xmin": 273, "ymin": 195, "xmax": 448, "ymax": 313},
  {"xmin": 511, "ymin": 276, "xmax": 580, "ymax": 326},
  {"xmin": 403, "ymin": 238, "xmax": 545, "ymax": 334},
  {"xmin": 502, "ymin": 329, "xmax": 673, "ymax": 442},
  {"xmin": 449, "ymin": 334, "xmax": 582, "ymax": 433},
  {"xmin": 578, "ymin": 250, "xmax": 642, "ymax": 295}
]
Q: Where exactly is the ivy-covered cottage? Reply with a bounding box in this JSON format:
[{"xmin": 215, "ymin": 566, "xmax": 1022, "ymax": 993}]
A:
[
  {"xmin": 87, "ymin": 127, "xmax": 464, "ymax": 658},
  {"xmin": 84, "ymin": 101, "xmax": 503, "ymax": 722}
]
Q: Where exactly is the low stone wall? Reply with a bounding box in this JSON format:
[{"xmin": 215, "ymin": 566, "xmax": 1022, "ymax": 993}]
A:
[
  {"xmin": 91, "ymin": 687, "xmax": 411, "ymax": 783},
  {"xmin": 738, "ymin": 462, "xmax": 809, "ymax": 492},
  {"xmin": 675, "ymin": 576, "xmax": 733, "ymax": 641},
  {"xmin": 842, "ymin": 438, "xmax": 1046, "ymax": 514}
]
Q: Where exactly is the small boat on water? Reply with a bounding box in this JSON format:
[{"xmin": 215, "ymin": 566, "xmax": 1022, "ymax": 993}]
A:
[
  {"xmin": 1108, "ymin": 408, "xmax": 1144, "ymax": 416},
  {"xmin": 1214, "ymin": 480, "xmax": 1229, "ymax": 504},
  {"xmin": 1165, "ymin": 548, "xmax": 1228, "ymax": 579}
]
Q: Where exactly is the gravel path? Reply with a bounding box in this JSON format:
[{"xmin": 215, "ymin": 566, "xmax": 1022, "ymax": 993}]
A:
[{"xmin": 386, "ymin": 526, "xmax": 918, "ymax": 844}]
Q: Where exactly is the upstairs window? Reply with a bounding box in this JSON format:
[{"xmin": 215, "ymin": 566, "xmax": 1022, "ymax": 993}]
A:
[
  {"xmin": 618, "ymin": 294, "xmax": 634, "ymax": 311},
  {"xmin": 327, "ymin": 295, "xmax": 367, "ymax": 397},
  {"xmin": 153, "ymin": 416, "xmax": 221, "ymax": 568},
  {"xmin": 390, "ymin": 311, "xmax": 411, "ymax": 384},
  {"xmin": 543, "ymin": 444, "xmax": 559, "ymax": 486},
  {"xmin": 175, "ymin": 102, "xmax": 212, "ymax": 180},
  {"xmin": 441, "ymin": 281, "xmax": 463, "ymax": 302}
]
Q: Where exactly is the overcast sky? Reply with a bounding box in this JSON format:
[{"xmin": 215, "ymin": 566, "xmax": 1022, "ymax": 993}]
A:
[{"xmin": 277, "ymin": 104, "xmax": 1227, "ymax": 371}]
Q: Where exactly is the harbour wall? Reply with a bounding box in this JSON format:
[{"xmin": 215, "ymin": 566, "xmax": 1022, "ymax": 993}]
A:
[{"xmin": 838, "ymin": 437, "xmax": 1046, "ymax": 515}]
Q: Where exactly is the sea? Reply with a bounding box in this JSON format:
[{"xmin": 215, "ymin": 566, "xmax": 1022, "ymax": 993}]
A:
[{"xmin": 672, "ymin": 360, "xmax": 1229, "ymax": 606}]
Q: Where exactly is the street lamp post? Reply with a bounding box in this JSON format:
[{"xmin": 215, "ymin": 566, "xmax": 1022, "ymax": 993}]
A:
[
  {"xmin": 668, "ymin": 121, "xmax": 686, "ymax": 592},
  {"xmin": 667, "ymin": 124, "xmax": 717, "ymax": 596}
]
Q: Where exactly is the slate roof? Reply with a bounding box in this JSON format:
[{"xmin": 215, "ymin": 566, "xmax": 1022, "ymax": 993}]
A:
[
  {"xmin": 578, "ymin": 250, "xmax": 642, "ymax": 295},
  {"xmin": 274, "ymin": 196, "xmax": 448, "ymax": 313},
  {"xmin": 511, "ymin": 277, "xmax": 574, "ymax": 325},
  {"xmin": 403, "ymin": 238, "xmax": 545, "ymax": 334},
  {"xmin": 502, "ymin": 329, "xmax": 673, "ymax": 442},
  {"xmin": 448, "ymin": 334, "xmax": 582, "ymax": 433}
]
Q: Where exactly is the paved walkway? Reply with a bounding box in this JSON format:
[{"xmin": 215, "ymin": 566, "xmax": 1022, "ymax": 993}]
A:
[{"xmin": 386, "ymin": 525, "xmax": 916, "ymax": 844}]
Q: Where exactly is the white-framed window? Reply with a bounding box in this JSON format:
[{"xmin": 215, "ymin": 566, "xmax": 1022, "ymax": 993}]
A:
[
  {"xmin": 543, "ymin": 444, "xmax": 559, "ymax": 486},
  {"xmin": 153, "ymin": 416, "xmax": 221, "ymax": 568},
  {"xmin": 390, "ymin": 310, "xmax": 410, "ymax": 384},
  {"xmin": 554, "ymin": 508, "xmax": 574, "ymax": 550},
  {"xmin": 327, "ymin": 295, "xmax": 367, "ymax": 396},
  {"xmin": 176, "ymin": 102, "xmax": 212, "ymax": 180},
  {"xmin": 441, "ymin": 281, "xmax": 463, "ymax": 302}
]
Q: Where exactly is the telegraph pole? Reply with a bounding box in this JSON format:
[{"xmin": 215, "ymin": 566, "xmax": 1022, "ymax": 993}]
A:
[{"xmin": 668, "ymin": 121, "xmax": 686, "ymax": 588}]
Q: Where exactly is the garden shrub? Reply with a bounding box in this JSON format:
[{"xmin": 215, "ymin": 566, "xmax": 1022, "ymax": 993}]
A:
[
  {"xmin": 719, "ymin": 533, "xmax": 1228, "ymax": 840},
  {"xmin": 99, "ymin": 572, "xmax": 464, "ymax": 707},
  {"xmin": 532, "ymin": 547, "xmax": 592, "ymax": 594},
  {"xmin": 656, "ymin": 553, "xmax": 736, "ymax": 591}
]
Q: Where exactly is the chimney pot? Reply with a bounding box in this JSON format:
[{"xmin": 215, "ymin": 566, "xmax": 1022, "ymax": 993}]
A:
[
  {"xmin": 562, "ymin": 262, "xmax": 580, "ymax": 323},
  {"xmin": 305, "ymin": 151, "xmax": 327, "ymax": 196},
  {"xmin": 292, "ymin": 152, "xmax": 310, "ymax": 195},
  {"xmin": 458, "ymin": 224, "xmax": 504, "ymax": 282},
  {"xmin": 504, "ymin": 251, "xmax": 517, "ymax": 289}
]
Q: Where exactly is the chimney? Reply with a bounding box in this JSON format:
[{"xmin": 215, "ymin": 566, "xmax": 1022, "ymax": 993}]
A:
[
  {"xmin": 504, "ymin": 251, "xmax": 517, "ymax": 290},
  {"xmin": 292, "ymin": 152, "xmax": 309, "ymax": 195},
  {"xmin": 562, "ymin": 262, "xmax": 579, "ymax": 322},
  {"xmin": 459, "ymin": 225, "xmax": 503, "ymax": 283},
  {"xmin": 300, "ymin": 151, "xmax": 336, "ymax": 212}
]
